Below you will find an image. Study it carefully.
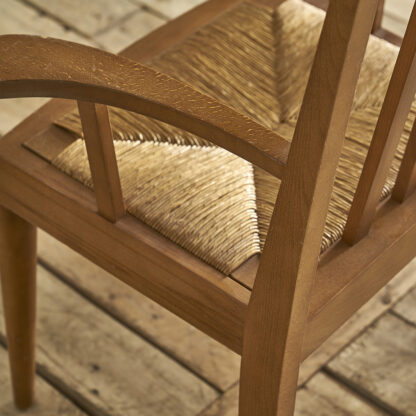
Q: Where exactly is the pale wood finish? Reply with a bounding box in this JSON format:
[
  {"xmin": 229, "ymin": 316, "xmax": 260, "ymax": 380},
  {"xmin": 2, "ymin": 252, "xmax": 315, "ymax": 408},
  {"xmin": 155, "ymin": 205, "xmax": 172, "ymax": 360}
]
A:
[
  {"xmin": 0, "ymin": 266, "xmax": 217, "ymax": 416},
  {"xmin": 77, "ymin": 101, "xmax": 125, "ymax": 222},
  {"xmin": 37, "ymin": 230, "xmax": 241, "ymax": 391},
  {"xmin": 327, "ymin": 313, "xmax": 416, "ymax": 415},
  {"xmin": 200, "ymin": 372, "xmax": 388, "ymax": 416},
  {"xmin": 0, "ymin": 0, "xmax": 95, "ymax": 135},
  {"xmin": 0, "ymin": 207, "xmax": 37, "ymax": 409},
  {"xmin": 0, "ymin": 112, "xmax": 249, "ymax": 354},
  {"xmin": 239, "ymin": 1, "xmax": 378, "ymax": 415},
  {"xmin": 26, "ymin": 0, "xmax": 137, "ymax": 38},
  {"xmin": 0, "ymin": 345, "xmax": 87, "ymax": 416},
  {"xmin": 344, "ymin": 0, "xmax": 416, "ymax": 244},
  {"xmin": 299, "ymin": 258, "xmax": 416, "ymax": 384},
  {"xmin": 373, "ymin": 0, "xmax": 386, "ymax": 31},
  {"xmin": 392, "ymin": 117, "xmax": 416, "ymax": 201},
  {"xmin": 0, "ymin": 35, "xmax": 290, "ymax": 178},
  {"xmin": 393, "ymin": 284, "xmax": 416, "ymax": 325},
  {"xmin": 0, "ymin": 0, "xmax": 415, "ymax": 415}
]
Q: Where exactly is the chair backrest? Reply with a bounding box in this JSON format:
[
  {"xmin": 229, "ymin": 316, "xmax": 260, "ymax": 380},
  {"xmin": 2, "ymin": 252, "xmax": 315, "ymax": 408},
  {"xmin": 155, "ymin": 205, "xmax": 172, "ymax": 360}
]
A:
[
  {"xmin": 0, "ymin": 0, "xmax": 414, "ymax": 294},
  {"xmin": 241, "ymin": 1, "xmax": 382, "ymax": 413},
  {"xmin": 343, "ymin": 0, "xmax": 416, "ymax": 243},
  {"xmin": 248, "ymin": 0, "xmax": 416, "ymax": 339}
]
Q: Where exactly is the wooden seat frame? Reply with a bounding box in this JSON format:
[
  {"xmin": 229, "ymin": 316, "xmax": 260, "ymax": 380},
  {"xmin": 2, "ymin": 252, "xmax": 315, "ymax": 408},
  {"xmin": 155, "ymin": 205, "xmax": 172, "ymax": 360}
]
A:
[{"xmin": 0, "ymin": 0, "xmax": 414, "ymax": 414}]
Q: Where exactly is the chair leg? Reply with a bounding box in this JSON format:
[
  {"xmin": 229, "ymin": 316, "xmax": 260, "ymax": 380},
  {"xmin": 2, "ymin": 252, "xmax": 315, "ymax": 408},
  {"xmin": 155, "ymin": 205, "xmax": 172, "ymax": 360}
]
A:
[
  {"xmin": 0, "ymin": 206, "xmax": 37, "ymax": 409},
  {"xmin": 238, "ymin": 332, "xmax": 300, "ymax": 416}
]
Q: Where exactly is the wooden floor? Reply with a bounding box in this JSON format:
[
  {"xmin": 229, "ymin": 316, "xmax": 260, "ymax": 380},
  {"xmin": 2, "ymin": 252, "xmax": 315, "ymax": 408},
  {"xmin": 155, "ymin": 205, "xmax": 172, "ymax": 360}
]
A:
[{"xmin": 0, "ymin": 0, "xmax": 415, "ymax": 415}]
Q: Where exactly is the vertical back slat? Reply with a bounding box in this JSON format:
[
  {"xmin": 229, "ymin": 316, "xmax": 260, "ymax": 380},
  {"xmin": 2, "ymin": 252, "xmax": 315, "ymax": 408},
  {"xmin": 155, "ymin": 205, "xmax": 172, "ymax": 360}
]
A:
[
  {"xmin": 239, "ymin": 1, "xmax": 378, "ymax": 415},
  {"xmin": 393, "ymin": 117, "xmax": 416, "ymax": 201},
  {"xmin": 77, "ymin": 101, "xmax": 125, "ymax": 222},
  {"xmin": 373, "ymin": 0, "xmax": 385, "ymax": 32},
  {"xmin": 343, "ymin": 2, "xmax": 416, "ymax": 244}
]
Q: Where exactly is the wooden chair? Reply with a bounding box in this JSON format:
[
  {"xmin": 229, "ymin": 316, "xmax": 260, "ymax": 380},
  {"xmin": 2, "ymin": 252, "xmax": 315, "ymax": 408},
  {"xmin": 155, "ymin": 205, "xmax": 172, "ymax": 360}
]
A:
[{"xmin": 0, "ymin": 0, "xmax": 414, "ymax": 414}]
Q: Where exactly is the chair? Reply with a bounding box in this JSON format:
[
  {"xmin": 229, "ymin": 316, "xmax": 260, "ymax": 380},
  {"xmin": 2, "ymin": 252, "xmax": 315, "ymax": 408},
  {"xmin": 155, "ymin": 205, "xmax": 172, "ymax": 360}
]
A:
[{"xmin": 0, "ymin": 0, "xmax": 415, "ymax": 414}]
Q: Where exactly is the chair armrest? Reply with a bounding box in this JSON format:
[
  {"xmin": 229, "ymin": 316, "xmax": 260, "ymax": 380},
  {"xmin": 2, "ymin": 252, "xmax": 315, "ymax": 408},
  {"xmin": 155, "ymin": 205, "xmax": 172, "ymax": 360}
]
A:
[{"xmin": 0, "ymin": 35, "xmax": 289, "ymax": 177}]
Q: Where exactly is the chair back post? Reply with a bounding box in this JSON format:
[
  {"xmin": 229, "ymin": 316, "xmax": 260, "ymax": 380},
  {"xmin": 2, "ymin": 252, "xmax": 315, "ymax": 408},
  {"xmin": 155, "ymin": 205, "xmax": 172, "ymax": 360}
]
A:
[
  {"xmin": 393, "ymin": 117, "xmax": 416, "ymax": 201},
  {"xmin": 239, "ymin": 1, "xmax": 378, "ymax": 414},
  {"xmin": 77, "ymin": 101, "xmax": 125, "ymax": 222},
  {"xmin": 343, "ymin": 1, "xmax": 416, "ymax": 244}
]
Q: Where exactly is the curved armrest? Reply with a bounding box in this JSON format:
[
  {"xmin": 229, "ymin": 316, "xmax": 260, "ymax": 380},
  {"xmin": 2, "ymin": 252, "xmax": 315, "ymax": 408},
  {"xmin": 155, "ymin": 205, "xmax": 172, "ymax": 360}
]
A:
[{"xmin": 0, "ymin": 35, "xmax": 289, "ymax": 177}]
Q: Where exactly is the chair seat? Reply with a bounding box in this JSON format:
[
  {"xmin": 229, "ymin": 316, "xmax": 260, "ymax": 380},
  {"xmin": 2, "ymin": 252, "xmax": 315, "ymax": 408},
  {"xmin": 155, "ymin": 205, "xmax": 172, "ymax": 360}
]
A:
[{"xmin": 50, "ymin": 0, "xmax": 415, "ymax": 274}]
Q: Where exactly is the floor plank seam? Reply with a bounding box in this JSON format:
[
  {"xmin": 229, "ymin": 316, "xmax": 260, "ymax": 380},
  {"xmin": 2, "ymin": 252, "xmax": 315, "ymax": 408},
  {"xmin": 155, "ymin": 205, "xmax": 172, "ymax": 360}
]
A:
[
  {"xmin": 18, "ymin": 0, "xmax": 102, "ymax": 45},
  {"xmin": 0, "ymin": 334, "xmax": 98, "ymax": 416},
  {"xmin": 322, "ymin": 366, "xmax": 404, "ymax": 416},
  {"xmin": 298, "ymin": 279, "xmax": 416, "ymax": 388},
  {"xmin": 389, "ymin": 308, "xmax": 416, "ymax": 329},
  {"xmin": 93, "ymin": 7, "xmax": 166, "ymax": 38},
  {"xmin": 37, "ymin": 257, "xmax": 224, "ymax": 395}
]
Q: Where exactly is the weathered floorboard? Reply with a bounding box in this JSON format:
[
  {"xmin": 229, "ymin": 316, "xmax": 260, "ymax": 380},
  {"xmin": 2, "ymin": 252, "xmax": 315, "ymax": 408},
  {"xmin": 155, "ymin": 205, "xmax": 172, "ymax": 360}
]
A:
[
  {"xmin": 199, "ymin": 373, "xmax": 388, "ymax": 415},
  {"xmin": 95, "ymin": 10, "xmax": 166, "ymax": 53},
  {"xmin": 0, "ymin": 0, "xmax": 95, "ymax": 135},
  {"xmin": 132, "ymin": 0, "xmax": 206, "ymax": 19},
  {"xmin": 38, "ymin": 230, "xmax": 240, "ymax": 391},
  {"xmin": 0, "ymin": 345, "xmax": 87, "ymax": 416},
  {"xmin": 0, "ymin": 266, "xmax": 218, "ymax": 416},
  {"xmin": 393, "ymin": 285, "xmax": 416, "ymax": 325},
  {"xmin": 25, "ymin": 0, "xmax": 137, "ymax": 37},
  {"xmin": 299, "ymin": 258, "xmax": 416, "ymax": 384},
  {"xmin": 327, "ymin": 313, "xmax": 416, "ymax": 415}
]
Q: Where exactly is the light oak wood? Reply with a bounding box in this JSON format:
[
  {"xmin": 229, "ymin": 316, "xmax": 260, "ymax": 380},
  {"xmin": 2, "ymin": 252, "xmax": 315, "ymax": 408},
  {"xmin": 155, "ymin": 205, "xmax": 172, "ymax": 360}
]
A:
[
  {"xmin": 77, "ymin": 101, "xmax": 125, "ymax": 222},
  {"xmin": 344, "ymin": 0, "xmax": 416, "ymax": 244},
  {"xmin": 393, "ymin": 284, "xmax": 416, "ymax": 325},
  {"xmin": 327, "ymin": 313, "xmax": 416, "ymax": 415},
  {"xmin": 0, "ymin": 35, "xmax": 290, "ymax": 178},
  {"xmin": 240, "ymin": 1, "xmax": 378, "ymax": 415},
  {"xmin": 0, "ymin": 207, "xmax": 37, "ymax": 409},
  {"xmin": 373, "ymin": 0, "xmax": 386, "ymax": 32},
  {"xmin": 37, "ymin": 230, "xmax": 241, "ymax": 391},
  {"xmin": 200, "ymin": 372, "xmax": 388, "ymax": 416},
  {"xmin": 299, "ymin": 259, "xmax": 416, "ymax": 384},
  {"xmin": 0, "ymin": 345, "xmax": 88, "ymax": 416},
  {"xmin": 26, "ymin": 0, "xmax": 137, "ymax": 38},
  {"xmin": 0, "ymin": 0, "xmax": 415, "ymax": 415},
  {"xmin": 0, "ymin": 265, "xmax": 218, "ymax": 416},
  {"xmin": 392, "ymin": 117, "xmax": 416, "ymax": 201}
]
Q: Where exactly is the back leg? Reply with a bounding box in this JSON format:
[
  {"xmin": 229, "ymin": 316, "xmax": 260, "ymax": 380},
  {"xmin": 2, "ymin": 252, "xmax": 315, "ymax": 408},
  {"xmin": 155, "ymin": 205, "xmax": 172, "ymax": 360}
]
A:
[{"xmin": 0, "ymin": 206, "xmax": 37, "ymax": 409}]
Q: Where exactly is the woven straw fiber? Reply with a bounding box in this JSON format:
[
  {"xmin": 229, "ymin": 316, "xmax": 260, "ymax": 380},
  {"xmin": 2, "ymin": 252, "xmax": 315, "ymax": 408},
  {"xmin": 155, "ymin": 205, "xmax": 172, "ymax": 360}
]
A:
[{"xmin": 53, "ymin": 0, "xmax": 416, "ymax": 274}]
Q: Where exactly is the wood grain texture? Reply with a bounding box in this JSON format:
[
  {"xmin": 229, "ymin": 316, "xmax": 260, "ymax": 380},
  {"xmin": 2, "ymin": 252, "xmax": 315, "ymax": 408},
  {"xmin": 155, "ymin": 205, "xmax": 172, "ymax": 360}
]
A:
[
  {"xmin": 0, "ymin": 2, "xmax": 414, "ymax": 414},
  {"xmin": 25, "ymin": 0, "xmax": 137, "ymax": 37},
  {"xmin": 37, "ymin": 230, "xmax": 240, "ymax": 391},
  {"xmin": 392, "ymin": 117, "xmax": 416, "ymax": 201},
  {"xmin": 95, "ymin": 10, "xmax": 166, "ymax": 53},
  {"xmin": 327, "ymin": 313, "xmax": 416, "ymax": 415},
  {"xmin": 393, "ymin": 285, "xmax": 416, "ymax": 325},
  {"xmin": 0, "ymin": 266, "xmax": 218, "ymax": 416},
  {"xmin": 239, "ymin": 1, "xmax": 378, "ymax": 414},
  {"xmin": 0, "ymin": 207, "xmax": 37, "ymax": 409},
  {"xmin": 344, "ymin": 1, "xmax": 416, "ymax": 243},
  {"xmin": 200, "ymin": 372, "xmax": 388, "ymax": 416},
  {"xmin": 304, "ymin": 192, "xmax": 416, "ymax": 358},
  {"xmin": 299, "ymin": 258, "xmax": 416, "ymax": 384},
  {"xmin": 0, "ymin": 0, "xmax": 94, "ymax": 135},
  {"xmin": 0, "ymin": 35, "xmax": 289, "ymax": 178},
  {"xmin": 134, "ymin": 0, "xmax": 205, "ymax": 19},
  {"xmin": 384, "ymin": 0, "xmax": 413, "ymax": 37},
  {"xmin": 0, "ymin": 104, "xmax": 249, "ymax": 354},
  {"xmin": 77, "ymin": 102, "xmax": 125, "ymax": 222},
  {"xmin": 0, "ymin": 345, "xmax": 87, "ymax": 416}
]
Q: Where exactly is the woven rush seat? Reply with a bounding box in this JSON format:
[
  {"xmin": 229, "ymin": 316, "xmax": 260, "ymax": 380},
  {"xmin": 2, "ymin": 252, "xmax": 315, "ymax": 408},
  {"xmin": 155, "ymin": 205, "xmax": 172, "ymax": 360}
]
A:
[{"xmin": 51, "ymin": 0, "xmax": 416, "ymax": 274}]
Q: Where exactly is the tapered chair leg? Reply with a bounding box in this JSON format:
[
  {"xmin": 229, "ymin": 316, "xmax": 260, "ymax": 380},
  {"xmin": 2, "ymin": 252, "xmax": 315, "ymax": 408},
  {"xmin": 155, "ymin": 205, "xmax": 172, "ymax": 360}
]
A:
[
  {"xmin": 0, "ymin": 206, "xmax": 37, "ymax": 409},
  {"xmin": 239, "ymin": 340, "xmax": 300, "ymax": 416}
]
